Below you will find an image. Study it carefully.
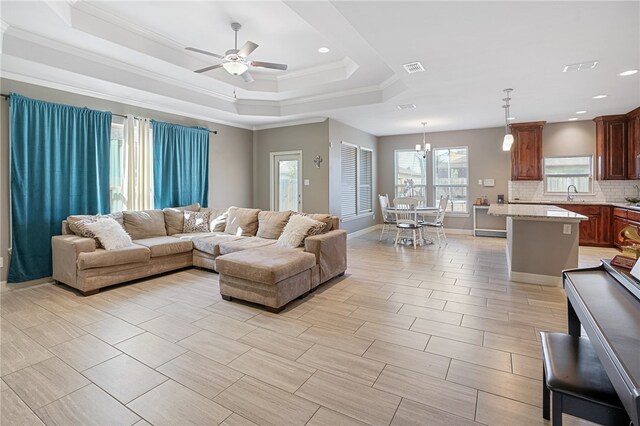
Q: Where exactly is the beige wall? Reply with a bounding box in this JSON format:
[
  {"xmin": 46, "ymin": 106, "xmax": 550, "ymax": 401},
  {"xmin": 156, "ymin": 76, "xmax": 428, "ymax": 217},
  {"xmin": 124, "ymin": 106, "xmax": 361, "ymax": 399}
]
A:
[
  {"xmin": 254, "ymin": 121, "xmax": 330, "ymax": 214},
  {"xmin": 543, "ymin": 120, "xmax": 595, "ymax": 157},
  {"xmin": 328, "ymin": 119, "xmax": 378, "ymax": 233},
  {"xmin": 378, "ymin": 127, "xmax": 511, "ymax": 231},
  {"xmin": 0, "ymin": 79, "xmax": 253, "ymax": 282}
]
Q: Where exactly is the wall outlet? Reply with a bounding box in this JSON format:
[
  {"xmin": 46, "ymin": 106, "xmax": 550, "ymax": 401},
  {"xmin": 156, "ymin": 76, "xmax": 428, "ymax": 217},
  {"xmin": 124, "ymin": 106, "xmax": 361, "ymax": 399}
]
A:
[
  {"xmin": 304, "ymin": 179, "xmax": 310, "ymax": 186},
  {"xmin": 563, "ymin": 224, "xmax": 571, "ymax": 234},
  {"xmin": 0, "ymin": 257, "xmax": 3, "ymax": 268}
]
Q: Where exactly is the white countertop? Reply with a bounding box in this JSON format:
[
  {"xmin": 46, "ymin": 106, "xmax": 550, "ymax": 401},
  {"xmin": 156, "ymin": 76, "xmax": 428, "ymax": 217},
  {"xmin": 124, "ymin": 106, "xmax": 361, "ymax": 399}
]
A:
[{"xmin": 488, "ymin": 204, "xmax": 588, "ymax": 221}]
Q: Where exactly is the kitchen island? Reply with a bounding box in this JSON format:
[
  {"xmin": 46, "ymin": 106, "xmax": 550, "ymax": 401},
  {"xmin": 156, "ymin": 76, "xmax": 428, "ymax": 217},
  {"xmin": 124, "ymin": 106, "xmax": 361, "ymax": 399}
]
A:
[{"xmin": 488, "ymin": 204, "xmax": 588, "ymax": 285}]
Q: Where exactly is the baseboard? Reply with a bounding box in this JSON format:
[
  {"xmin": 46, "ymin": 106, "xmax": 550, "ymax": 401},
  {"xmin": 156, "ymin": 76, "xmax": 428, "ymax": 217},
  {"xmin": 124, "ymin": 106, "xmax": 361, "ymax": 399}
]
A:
[
  {"xmin": 347, "ymin": 225, "xmax": 382, "ymax": 240},
  {"xmin": 509, "ymin": 271, "xmax": 561, "ymax": 286},
  {"xmin": 1, "ymin": 277, "xmax": 53, "ymax": 293}
]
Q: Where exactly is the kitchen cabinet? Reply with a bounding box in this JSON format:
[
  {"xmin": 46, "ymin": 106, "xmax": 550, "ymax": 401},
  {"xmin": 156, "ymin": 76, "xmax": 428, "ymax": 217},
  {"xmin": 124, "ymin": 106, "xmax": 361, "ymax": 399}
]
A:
[
  {"xmin": 557, "ymin": 204, "xmax": 611, "ymax": 247},
  {"xmin": 594, "ymin": 115, "xmax": 628, "ymax": 180},
  {"xmin": 510, "ymin": 121, "xmax": 545, "ymax": 181},
  {"xmin": 627, "ymin": 107, "xmax": 640, "ymax": 179}
]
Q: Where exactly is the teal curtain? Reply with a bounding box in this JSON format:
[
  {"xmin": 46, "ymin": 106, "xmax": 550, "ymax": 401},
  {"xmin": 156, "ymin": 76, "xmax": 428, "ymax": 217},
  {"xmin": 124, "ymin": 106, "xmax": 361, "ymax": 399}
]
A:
[
  {"xmin": 9, "ymin": 94, "xmax": 112, "ymax": 283},
  {"xmin": 152, "ymin": 120, "xmax": 209, "ymax": 208}
]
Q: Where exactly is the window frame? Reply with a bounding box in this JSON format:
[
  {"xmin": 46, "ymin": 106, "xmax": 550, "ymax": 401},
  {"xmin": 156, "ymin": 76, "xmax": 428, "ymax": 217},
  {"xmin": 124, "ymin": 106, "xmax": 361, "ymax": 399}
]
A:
[
  {"xmin": 543, "ymin": 155, "xmax": 594, "ymax": 194},
  {"xmin": 432, "ymin": 146, "xmax": 470, "ymax": 214}
]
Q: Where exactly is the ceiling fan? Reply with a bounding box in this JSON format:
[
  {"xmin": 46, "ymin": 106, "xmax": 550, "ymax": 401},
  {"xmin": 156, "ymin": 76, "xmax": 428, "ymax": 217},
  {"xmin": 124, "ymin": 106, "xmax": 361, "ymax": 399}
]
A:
[{"xmin": 186, "ymin": 22, "xmax": 288, "ymax": 83}]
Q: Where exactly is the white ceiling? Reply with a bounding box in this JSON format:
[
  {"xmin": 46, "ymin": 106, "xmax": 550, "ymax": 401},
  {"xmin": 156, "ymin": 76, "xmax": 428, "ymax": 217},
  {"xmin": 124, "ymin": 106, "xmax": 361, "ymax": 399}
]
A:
[{"xmin": 0, "ymin": 1, "xmax": 638, "ymax": 135}]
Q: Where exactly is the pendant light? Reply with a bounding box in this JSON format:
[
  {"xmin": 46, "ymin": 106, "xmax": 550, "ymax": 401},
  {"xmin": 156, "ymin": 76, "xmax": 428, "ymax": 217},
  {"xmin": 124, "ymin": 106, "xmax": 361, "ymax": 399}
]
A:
[
  {"xmin": 415, "ymin": 121, "xmax": 431, "ymax": 158},
  {"xmin": 502, "ymin": 88, "xmax": 514, "ymax": 151}
]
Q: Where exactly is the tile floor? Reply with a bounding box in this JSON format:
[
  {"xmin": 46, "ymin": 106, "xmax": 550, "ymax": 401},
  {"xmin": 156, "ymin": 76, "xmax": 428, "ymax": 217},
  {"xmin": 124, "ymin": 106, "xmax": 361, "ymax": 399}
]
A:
[{"xmin": 0, "ymin": 232, "xmax": 619, "ymax": 425}]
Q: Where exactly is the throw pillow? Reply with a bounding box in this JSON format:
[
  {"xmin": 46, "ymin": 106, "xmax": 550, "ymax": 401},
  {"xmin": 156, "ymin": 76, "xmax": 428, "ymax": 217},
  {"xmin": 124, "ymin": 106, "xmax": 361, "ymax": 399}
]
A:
[
  {"xmin": 224, "ymin": 207, "xmax": 261, "ymax": 237},
  {"xmin": 295, "ymin": 212, "xmax": 333, "ymax": 234},
  {"xmin": 84, "ymin": 218, "xmax": 133, "ymax": 250},
  {"xmin": 199, "ymin": 207, "xmax": 228, "ymax": 232},
  {"xmin": 68, "ymin": 217, "xmax": 102, "ymax": 247},
  {"xmin": 183, "ymin": 210, "xmax": 211, "ymax": 233},
  {"xmin": 163, "ymin": 203, "xmax": 201, "ymax": 235},
  {"xmin": 277, "ymin": 214, "xmax": 324, "ymax": 248}
]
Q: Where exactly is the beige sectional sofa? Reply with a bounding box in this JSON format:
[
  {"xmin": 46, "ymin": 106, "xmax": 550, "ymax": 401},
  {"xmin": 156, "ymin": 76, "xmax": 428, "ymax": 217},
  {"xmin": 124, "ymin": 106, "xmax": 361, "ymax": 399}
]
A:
[{"xmin": 52, "ymin": 205, "xmax": 347, "ymax": 311}]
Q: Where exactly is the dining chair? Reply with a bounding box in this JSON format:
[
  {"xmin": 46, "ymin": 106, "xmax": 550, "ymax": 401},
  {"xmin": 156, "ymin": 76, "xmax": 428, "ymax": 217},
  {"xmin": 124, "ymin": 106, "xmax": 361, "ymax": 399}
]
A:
[
  {"xmin": 378, "ymin": 194, "xmax": 396, "ymax": 241},
  {"xmin": 392, "ymin": 197, "xmax": 423, "ymax": 249},
  {"xmin": 423, "ymin": 195, "xmax": 449, "ymax": 247}
]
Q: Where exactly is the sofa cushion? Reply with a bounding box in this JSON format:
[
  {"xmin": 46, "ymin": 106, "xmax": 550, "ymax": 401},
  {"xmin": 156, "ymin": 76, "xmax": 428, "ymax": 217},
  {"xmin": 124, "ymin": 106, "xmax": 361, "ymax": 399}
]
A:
[
  {"xmin": 216, "ymin": 247, "xmax": 316, "ymax": 285},
  {"xmin": 219, "ymin": 237, "xmax": 276, "ymax": 255},
  {"xmin": 172, "ymin": 232, "xmax": 221, "ymax": 240},
  {"xmin": 277, "ymin": 214, "xmax": 325, "ymax": 248},
  {"xmin": 257, "ymin": 210, "xmax": 292, "ymax": 239},
  {"xmin": 124, "ymin": 210, "xmax": 167, "ymax": 240},
  {"xmin": 225, "ymin": 207, "xmax": 261, "ymax": 237},
  {"xmin": 133, "ymin": 236, "xmax": 193, "ymax": 258},
  {"xmin": 200, "ymin": 207, "xmax": 228, "ymax": 232},
  {"xmin": 163, "ymin": 203, "xmax": 201, "ymax": 235},
  {"xmin": 77, "ymin": 244, "xmax": 150, "ymax": 270},
  {"xmin": 192, "ymin": 234, "xmax": 244, "ymax": 256}
]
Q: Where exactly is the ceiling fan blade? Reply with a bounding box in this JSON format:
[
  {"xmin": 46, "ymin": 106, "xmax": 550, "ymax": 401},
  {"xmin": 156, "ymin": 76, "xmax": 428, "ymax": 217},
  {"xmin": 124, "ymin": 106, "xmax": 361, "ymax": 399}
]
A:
[
  {"xmin": 251, "ymin": 61, "xmax": 288, "ymax": 70},
  {"xmin": 194, "ymin": 64, "xmax": 224, "ymax": 73},
  {"xmin": 238, "ymin": 41, "xmax": 259, "ymax": 57},
  {"xmin": 185, "ymin": 47, "xmax": 225, "ymax": 59},
  {"xmin": 241, "ymin": 71, "xmax": 254, "ymax": 83}
]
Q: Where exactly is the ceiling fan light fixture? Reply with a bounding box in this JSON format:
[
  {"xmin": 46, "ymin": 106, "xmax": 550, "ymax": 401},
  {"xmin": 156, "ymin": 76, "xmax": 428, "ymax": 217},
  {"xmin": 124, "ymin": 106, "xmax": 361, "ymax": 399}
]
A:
[{"xmin": 223, "ymin": 61, "xmax": 248, "ymax": 75}]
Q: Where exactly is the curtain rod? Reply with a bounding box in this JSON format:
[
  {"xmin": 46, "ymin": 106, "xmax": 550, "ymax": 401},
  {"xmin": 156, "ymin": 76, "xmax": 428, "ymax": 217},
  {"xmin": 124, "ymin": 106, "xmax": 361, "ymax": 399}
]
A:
[{"xmin": 1, "ymin": 93, "xmax": 218, "ymax": 134}]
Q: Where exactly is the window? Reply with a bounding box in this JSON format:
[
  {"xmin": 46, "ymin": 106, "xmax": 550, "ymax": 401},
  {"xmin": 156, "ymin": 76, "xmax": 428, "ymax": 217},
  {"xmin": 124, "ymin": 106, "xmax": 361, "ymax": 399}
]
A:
[
  {"xmin": 359, "ymin": 148, "xmax": 373, "ymax": 214},
  {"xmin": 544, "ymin": 156, "xmax": 592, "ymax": 193},
  {"xmin": 341, "ymin": 142, "xmax": 373, "ymax": 219},
  {"xmin": 433, "ymin": 147, "xmax": 469, "ymax": 213},
  {"xmin": 394, "ymin": 150, "xmax": 427, "ymax": 199},
  {"xmin": 109, "ymin": 122, "xmax": 125, "ymax": 212}
]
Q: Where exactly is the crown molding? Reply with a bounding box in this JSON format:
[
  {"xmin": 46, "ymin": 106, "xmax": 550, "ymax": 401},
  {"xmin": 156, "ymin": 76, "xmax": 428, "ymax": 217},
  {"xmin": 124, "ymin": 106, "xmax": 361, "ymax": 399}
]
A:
[
  {"xmin": 1, "ymin": 70, "xmax": 254, "ymax": 131},
  {"xmin": 252, "ymin": 117, "xmax": 327, "ymax": 131}
]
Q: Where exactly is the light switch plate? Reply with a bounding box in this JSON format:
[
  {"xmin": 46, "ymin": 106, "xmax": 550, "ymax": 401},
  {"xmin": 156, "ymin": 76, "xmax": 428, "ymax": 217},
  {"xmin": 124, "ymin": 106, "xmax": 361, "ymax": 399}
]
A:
[
  {"xmin": 478, "ymin": 179, "xmax": 483, "ymax": 185},
  {"xmin": 563, "ymin": 224, "xmax": 571, "ymax": 234},
  {"xmin": 304, "ymin": 179, "xmax": 310, "ymax": 186},
  {"xmin": 0, "ymin": 257, "xmax": 3, "ymax": 268},
  {"xmin": 483, "ymin": 179, "xmax": 495, "ymax": 187}
]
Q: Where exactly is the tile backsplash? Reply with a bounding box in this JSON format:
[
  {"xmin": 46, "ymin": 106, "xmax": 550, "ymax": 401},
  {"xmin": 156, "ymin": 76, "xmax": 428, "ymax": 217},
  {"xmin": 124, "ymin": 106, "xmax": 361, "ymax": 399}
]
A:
[{"xmin": 508, "ymin": 180, "xmax": 640, "ymax": 203}]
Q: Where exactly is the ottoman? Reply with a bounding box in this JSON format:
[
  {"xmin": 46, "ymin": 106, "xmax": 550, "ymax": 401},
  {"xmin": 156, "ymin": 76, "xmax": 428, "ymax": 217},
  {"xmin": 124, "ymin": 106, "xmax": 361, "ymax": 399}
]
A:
[{"xmin": 215, "ymin": 247, "xmax": 317, "ymax": 313}]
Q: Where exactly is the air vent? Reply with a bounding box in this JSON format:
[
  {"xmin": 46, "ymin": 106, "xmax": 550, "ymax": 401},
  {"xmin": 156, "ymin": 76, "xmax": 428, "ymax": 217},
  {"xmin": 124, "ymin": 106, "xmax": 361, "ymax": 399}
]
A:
[
  {"xmin": 563, "ymin": 60, "xmax": 598, "ymax": 72},
  {"xmin": 402, "ymin": 61, "xmax": 425, "ymax": 74},
  {"xmin": 397, "ymin": 104, "xmax": 416, "ymax": 110}
]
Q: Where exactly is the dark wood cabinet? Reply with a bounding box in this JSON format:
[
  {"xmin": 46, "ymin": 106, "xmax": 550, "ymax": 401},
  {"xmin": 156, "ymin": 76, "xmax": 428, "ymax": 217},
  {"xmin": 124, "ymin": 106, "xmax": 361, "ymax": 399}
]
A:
[
  {"xmin": 510, "ymin": 121, "xmax": 545, "ymax": 181},
  {"xmin": 594, "ymin": 115, "xmax": 628, "ymax": 180},
  {"xmin": 558, "ymin": 204, "xmax": 611, "ymax": 247},
  {"xmin": 627, "ymin": 107, "xmax": 640, "ymax": 179}
]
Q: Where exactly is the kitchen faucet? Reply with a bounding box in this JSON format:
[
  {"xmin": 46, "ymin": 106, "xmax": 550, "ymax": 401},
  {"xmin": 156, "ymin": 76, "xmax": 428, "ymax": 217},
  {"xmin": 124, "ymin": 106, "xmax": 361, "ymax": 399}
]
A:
[
  {"xmin": 635, "ymin": 184, "xmax": 640, "ymax": 198},
  {"xmin": 567, "ymin": 184, "xmax": 578, "ymax": 201}
]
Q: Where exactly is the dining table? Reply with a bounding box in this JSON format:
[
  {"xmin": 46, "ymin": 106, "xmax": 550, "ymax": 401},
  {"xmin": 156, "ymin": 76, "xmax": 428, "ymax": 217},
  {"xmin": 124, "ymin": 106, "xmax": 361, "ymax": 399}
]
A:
[{"xmin": 385, "ymin": 205, "xmax": 439, "ymax": 245}]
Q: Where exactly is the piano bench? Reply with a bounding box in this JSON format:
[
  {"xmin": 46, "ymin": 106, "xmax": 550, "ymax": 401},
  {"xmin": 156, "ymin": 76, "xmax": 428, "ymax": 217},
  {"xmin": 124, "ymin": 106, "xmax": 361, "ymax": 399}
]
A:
[{"xmin": 540, "ymin": 332, "xmax": 630, "ymax": 426}]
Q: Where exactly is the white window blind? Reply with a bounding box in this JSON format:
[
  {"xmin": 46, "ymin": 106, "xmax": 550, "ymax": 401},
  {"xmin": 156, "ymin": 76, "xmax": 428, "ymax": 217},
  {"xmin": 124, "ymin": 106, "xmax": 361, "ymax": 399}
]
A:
[
  {"xmin": 341, "ymin": 143, "xmax": 358, "ymax": 218},
  {"xmin": 359, "ymin": 148, "xmax": 373, "ymax": 213}
]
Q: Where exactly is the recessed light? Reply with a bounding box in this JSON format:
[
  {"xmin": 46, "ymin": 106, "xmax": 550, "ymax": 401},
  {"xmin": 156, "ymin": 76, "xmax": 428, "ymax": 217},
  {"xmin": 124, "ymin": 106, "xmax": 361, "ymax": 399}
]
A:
[
  {"xmin": 507, "ymin": 116, "xmax": 516, "ymax": 120},
  {"xmin": 619, "ymin": 69, "xmax": 638, "ymax": 76},
  {"xmin": 576, "ymin": 110, "xmax": 587, "ymax": 114},
  {"xmin": 592, "ymin": 94, "xmax": 607, "ymax": 99},
  {"xmin": 568, "ymin": 118, "xmax": 578, "ymax": 121},
  {"xmin": 318, "ymin": 47, "xmax": 330, "ymax": 53}
]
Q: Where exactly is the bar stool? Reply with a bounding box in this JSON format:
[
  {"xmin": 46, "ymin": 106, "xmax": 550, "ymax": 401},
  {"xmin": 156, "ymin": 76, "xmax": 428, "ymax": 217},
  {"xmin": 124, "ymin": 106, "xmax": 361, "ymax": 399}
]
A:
[{"xmin": 540, "ymin": 332, "xmax": 630, "ymax": 426}]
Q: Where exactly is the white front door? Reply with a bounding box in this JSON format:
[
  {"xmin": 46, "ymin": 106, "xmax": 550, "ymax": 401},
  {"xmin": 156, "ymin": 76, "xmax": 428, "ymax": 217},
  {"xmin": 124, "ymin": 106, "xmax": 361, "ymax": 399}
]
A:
[{"xmin": 270, "ymin": 151, "xmax": 302, "ymax": 212}]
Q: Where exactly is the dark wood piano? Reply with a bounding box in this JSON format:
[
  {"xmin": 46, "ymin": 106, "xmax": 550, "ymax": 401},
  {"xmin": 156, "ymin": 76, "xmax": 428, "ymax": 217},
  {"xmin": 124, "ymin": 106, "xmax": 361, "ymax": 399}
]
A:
[{"xmin": 563, "ymin": 260, "xmax": 640, "ymax": 426}]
